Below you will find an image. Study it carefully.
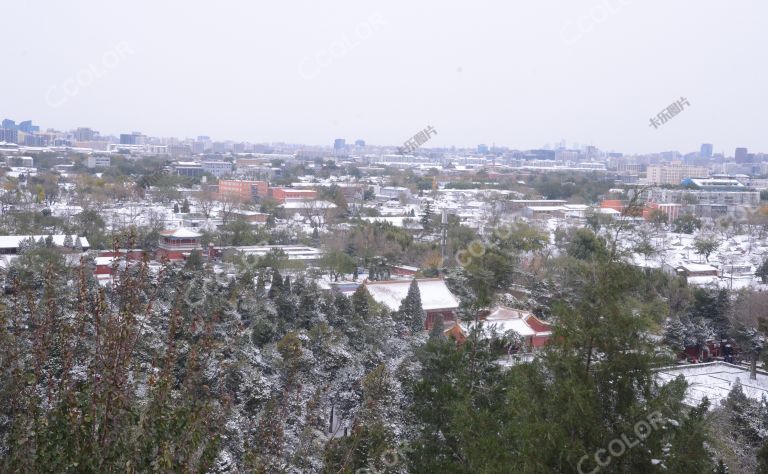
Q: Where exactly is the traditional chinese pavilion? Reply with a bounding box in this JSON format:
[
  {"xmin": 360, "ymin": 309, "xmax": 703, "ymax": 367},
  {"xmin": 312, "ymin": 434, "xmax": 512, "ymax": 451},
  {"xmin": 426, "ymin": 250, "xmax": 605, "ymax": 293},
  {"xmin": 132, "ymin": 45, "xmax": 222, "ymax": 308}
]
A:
[{"xmin": 157, "ymin": 227, "xmax": 203, "ymax": 261}]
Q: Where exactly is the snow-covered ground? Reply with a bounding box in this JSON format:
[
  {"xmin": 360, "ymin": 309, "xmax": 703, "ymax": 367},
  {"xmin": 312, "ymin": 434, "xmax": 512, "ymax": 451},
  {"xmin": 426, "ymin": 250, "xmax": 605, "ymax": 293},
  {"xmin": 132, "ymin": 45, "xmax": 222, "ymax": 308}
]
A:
[{"xmin": 656, "ymin": 362, "xmax": 768, "ymax": 407}]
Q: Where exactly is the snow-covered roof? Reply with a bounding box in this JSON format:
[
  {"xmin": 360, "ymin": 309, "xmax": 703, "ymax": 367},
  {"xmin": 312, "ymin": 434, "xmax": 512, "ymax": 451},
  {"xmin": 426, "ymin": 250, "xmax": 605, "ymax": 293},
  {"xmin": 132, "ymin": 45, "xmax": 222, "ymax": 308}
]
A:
[
  {"xmin": 365, "ymin": 278, "xmax": 459, "ymax": 312},
  {"xmin": 279, "ymin": 200, "xmax": 337, "ymax": 209},
  {"xmin": 595, "ymin": 208, "xmax": 621, "ymax": 215},
  {"xmin": 360, "ymin": 216, "xmax": 422, "ymax": 229},
  {"xmin": 160, "ymin": 227, "xmax": 202, "ymax": 238},
  {"xmin": 0, "ymin": 235, "xmax": 90, "ymax": 249},
  {"xmin": 392, "ymin": 264, "xmax": 419, "ymax": 272},
  {"xmin": 468, "ymin": 306, "xmax": 553, "ymax": 339},
  {"xmin": 678, "ymin": 263, "xmax": 718, "ymax": 272},
  {"xmin": 218, "ymin": 245, "xmax": 323, "ymax": 260},
  {"xmin": 484, "ymin": 318, "xmax": 537, "ymax": 337},
  {"xmin": 657, "ymin": 362, "xmax": 768, "ymax": 407}
]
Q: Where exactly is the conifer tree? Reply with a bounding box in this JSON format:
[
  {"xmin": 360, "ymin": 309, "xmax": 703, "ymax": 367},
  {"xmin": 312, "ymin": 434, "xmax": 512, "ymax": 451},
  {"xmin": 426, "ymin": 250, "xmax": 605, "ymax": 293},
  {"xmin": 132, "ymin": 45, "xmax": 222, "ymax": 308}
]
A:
[
  {"xmin": 248, "ymin": 398, "xmax": 285, "ymax": 471},
  {"xmin": 664, "ymin": 317, "xmax": 687, "ymax": 354},
  {"xmin": 732, "ymin": 322, "xmax": 766, "ymax": 380},
  {"xmin": 351, "ymin": 285, "xmax": 370, "ymax": 320},
  {"xmin": 268, "ymin": 269, "xmax": 283, "ymax": 299},
  {"xmin": 332, "ymin": 292, "xmax": 353, "ymax": 326},
  {"xmin": 399, "ymin": 278, "xmax": 425, "ymax": 332},
  {"xmin": 421, "ymin": 201, "xmax": 433, "ymax": 233},
  {"xmin": 255, "ymin": 271, "xmax": 266, "ymax": 297},
  {"xmin": 428, "ymin": 315, "xmax": 445, "ymax": 340}
]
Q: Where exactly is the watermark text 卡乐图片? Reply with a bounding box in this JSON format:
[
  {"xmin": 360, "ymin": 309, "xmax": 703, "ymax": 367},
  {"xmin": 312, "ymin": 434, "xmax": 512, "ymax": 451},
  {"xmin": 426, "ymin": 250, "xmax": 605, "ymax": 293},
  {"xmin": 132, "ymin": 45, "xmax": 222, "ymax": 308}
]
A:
[
  {"xmin": 397, "ymin": 126, "xmax": 437, "ymax": 155},
  {"xmin": 649, "ymin": 97, "xmax": 690, "ymax": 129}
]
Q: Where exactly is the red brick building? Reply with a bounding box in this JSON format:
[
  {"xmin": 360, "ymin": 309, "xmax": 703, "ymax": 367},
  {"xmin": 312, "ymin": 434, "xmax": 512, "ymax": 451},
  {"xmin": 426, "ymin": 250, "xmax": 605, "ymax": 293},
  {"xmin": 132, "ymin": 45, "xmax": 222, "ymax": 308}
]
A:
[
  {"xmin": 269, "ymin": 187, "xmax": 317, "ymax": 204},
  {"xmin": 218, "ymin": 180, "xmax": 268, "ymax": 202}
]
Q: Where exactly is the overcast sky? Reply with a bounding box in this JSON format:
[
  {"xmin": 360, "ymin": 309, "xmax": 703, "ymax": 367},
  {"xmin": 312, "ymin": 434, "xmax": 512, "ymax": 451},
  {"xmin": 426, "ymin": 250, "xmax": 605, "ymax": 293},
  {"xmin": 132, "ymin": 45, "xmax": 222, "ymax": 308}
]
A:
[{"xmin": 2, "ymin": 1, "xmax": 766, "ymax": 154}]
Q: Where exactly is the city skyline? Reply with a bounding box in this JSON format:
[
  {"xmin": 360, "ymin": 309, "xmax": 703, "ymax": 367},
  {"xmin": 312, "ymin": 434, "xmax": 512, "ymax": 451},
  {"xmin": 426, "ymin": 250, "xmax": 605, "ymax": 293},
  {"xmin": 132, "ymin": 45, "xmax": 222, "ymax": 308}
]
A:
[
  {"xmin": 2, "ymin": 1, "xmax": 767, "ymax": 155},
  {"xmin": 0, "ymin": 114, "xmax": 759, "ymax": 158}
]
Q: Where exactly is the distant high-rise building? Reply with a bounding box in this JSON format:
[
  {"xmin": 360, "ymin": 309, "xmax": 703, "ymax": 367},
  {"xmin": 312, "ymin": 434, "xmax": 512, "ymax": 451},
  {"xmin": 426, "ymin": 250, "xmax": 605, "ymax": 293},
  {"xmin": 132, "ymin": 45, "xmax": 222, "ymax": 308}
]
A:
[
  {"xmin": 700, "ymin": 143, "xmax": 713, "ymax": 158},
  {"xmin": 120, "ymin": 132, "xmax": 146, "ymax": 145},
  {"xmin": 23, "ymin": 134, "xmax": 46, "ymax": 146},
  {"xmin": 646, "ymin": 162, "xmax": 710, "ymax": 185},
  {"xmin": 191, "ymin": 141, "xmax": 206, "ymax": 154},
  {"xmin": 354, "ymin": 139, "xmax": 366, "ymax": 147},
  {"xmin": 0, "ymin": 128, "xmax": 19, "ymax": 144},
  {"xmin": 735, "ymin": 147, "xmax": 749, "ymax": 163},
  {"xmin": 333, "ymin": 138, "xmax": 346, "ymax": 150},
  {"xmin": 477, "ymin": 144, "xmax": 489, "ymax": 154},
  {"xmin": 18, "ymin": 120, "xmax": 38, "ymax": 133},
  {"xmin": 74, "ymin": 127, "xmax": 97, "ymax": 141},
  {"xmin": 2, "ymin": 119, "xmax": 16, "ymax": 130}
]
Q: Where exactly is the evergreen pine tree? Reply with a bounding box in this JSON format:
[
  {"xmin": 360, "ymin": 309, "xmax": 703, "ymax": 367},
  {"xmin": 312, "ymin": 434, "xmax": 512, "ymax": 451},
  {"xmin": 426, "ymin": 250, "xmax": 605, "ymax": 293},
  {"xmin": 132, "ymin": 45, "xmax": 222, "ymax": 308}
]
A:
[
  {"xmin": 181, "ymin": 199, "xmax": 190, "ymax": 213},
  {"xmin": 173, "ymin": 202, "xmax": 180, "ymax": 214},
  {"xmin": 63, "ymin": 234, "xmax": 74, "ymax": 249},
  {"xmin": 249, "ymin": 398, "xmax": 285, "ymax": 471},
  {"xmin": 664, "ymin": 317, "xmax": 687, "ymax": 354},
  {"xmin": 268, "ymin": 269, "xmax": 283, "ymax": 299},
  {"xmin": 428, "ymin": 315, "xmax": 445, "ymax": 340},
  {"xmin": 255, "ymin": 272, "xmax": 266, "ymax": 297},
  {"xmin": 757, "ymin": 442, "xmax": 768, "ymax": 473},
  {"xmin": 399, "ymin": 278, "xmax": 426, "ymax": 332},
  {"xmin": 421, "ymin": 201, "xmax": 433, "ymax": 233},
  {"xmin": 351, "ymin": 285, "xmax": 370, "ymax": 320},
  {"xmin": 332, "ymin": 292, "xmax": 353, "ymax": 326},
  {"xmin": 184, "ymin": 250, "xmax": 204, "ymax": 270},
  {"xmin": 732, "ymin": 323, "xmax": 765, "ymax": 380}
]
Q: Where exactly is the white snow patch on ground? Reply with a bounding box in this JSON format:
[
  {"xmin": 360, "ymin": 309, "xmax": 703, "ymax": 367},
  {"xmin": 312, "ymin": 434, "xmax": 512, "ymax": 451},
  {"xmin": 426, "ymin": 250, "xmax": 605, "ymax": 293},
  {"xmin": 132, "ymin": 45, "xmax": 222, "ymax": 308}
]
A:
[{"xmin": 657, "ymin": 362, "xmax": 768, "ymax": 407}]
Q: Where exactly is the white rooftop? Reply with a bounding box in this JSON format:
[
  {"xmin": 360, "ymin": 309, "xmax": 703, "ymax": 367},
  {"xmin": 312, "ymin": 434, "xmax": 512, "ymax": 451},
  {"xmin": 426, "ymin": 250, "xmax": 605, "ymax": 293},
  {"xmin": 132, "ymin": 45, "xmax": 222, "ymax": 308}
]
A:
[
  {"xmin": 161, "ymin": 228, "xmax": 202, "ymax": 238},
  {"xmin": 279, "ymin": 200, "xmax": 337, "ymax": 209},
  {"xmin": 0, "ymin": 234, "xmax": 90, "ymax": 249},
  {"xmin": 365, "ymin": 278, "xmax": 459, "ymax": 312},
  {"xmin": 678, "ymin": 263, "xmax": 718, "ymax": 272}
]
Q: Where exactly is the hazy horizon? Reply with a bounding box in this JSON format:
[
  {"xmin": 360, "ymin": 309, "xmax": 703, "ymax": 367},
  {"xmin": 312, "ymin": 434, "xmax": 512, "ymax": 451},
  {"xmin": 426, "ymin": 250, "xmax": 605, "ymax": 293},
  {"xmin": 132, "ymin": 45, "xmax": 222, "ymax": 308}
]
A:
[{"xmin": 3, "ymin": 0, "xmax": 766, "ymax": 155}]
